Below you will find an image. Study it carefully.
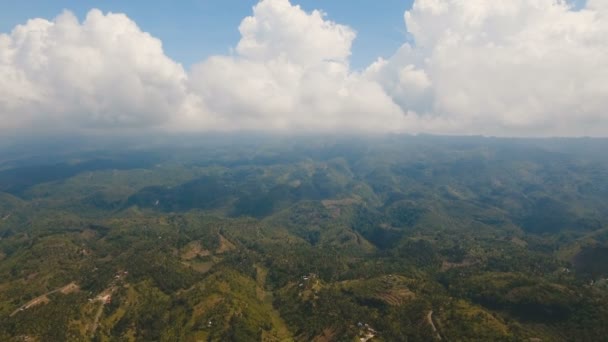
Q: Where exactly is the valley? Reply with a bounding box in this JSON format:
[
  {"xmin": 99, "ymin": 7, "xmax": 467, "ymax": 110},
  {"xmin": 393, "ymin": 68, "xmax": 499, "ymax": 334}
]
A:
[{"xmin": 0, "ymin": 135, "xmax": 607, "ymax": 341}]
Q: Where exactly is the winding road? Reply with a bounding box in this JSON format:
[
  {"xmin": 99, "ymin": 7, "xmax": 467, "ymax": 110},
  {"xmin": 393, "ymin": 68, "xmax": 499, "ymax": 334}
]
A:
[{"xmin": 426, "ymin": 310, "xmax": 442, "ymax": 341}]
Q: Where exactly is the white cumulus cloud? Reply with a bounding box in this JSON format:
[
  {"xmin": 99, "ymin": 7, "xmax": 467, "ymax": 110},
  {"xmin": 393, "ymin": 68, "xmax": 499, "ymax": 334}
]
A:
[
  {"xmin": 367, "ymin": 0, "xmax": 608, "ymax": 136},
  {"xmin": 1, "ymin": 0, "xmax": 608, "ymax": 136},
  {"xmin": 184, "ymin": 0, "xmax": 405, "ymax": 132},
  {"xmin": 0, "ymin": 9, "xmax": 188, "ymax": 134}
]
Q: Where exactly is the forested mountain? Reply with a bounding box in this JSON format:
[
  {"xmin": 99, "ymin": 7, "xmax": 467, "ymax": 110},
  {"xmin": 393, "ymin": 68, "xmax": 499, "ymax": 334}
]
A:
[{"xmin": 1, "ymin": 135, "xmax": 608, "ymax": 341}]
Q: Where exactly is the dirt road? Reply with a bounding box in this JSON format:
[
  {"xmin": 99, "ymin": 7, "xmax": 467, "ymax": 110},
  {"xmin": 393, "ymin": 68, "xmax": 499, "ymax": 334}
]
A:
[
  {"xmin": 89, "ymin": 302, "xmax": 105, "ymax": 337},
  {"xmin": 426, "ymin": 310, "xmax": 442, "ymax": 341},
  {"xmin": 10, "ymin": 282, "xmax": 79, "ymax": 317}
]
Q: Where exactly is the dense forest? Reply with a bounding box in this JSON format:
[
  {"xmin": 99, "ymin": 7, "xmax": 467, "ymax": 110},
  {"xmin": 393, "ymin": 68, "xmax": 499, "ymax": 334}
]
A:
[{"xmin": 1, "ymin": 135, "xmax": 608, "ymax": 341}]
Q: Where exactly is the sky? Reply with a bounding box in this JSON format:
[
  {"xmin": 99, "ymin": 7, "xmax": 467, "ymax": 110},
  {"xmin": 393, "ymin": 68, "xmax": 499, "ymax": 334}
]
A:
[
  {"xmin": 0, "ymin": 0, "xmax": 412, "ymax": 70},
  {"xmin": 1, "ymin": 0, "xmax": 606, "ymax": 137}
]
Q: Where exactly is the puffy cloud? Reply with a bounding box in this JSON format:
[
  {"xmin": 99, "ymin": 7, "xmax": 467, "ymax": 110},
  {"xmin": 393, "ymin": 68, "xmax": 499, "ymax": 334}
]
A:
[
  {"xmin": 1, "ymin": 0, "xmax": 608, "ymax": 136},
  {"xmin": 0, "ymin": 9, "xmax": 187, "ymax": 133},
  {"xmin": 0, "ymin": 1, "xmax": 405, "ymax": 134},
  {"xmin": 368, "ymin": 0, "xmax": 608, "ymax": 136},
  {"xmin": 236, "ymin": 0, "xmax": 354, "ymax": 65},
  {"xmin": 185, "ymin": 0, "xmax": 404, "ymax": 132}
]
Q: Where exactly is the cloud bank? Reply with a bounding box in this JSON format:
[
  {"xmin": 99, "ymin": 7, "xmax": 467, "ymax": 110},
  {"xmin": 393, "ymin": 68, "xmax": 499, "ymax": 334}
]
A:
[{"xmin": 1, "ymin": 0, "xmax": 607, "ymax": 136}]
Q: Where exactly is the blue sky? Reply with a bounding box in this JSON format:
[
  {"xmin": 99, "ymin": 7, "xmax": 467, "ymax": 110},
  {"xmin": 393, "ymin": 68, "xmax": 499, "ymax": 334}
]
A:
[{"xmin": 0, "ymin": 0, "xmax": 414, "ymax": 70}]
